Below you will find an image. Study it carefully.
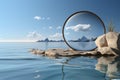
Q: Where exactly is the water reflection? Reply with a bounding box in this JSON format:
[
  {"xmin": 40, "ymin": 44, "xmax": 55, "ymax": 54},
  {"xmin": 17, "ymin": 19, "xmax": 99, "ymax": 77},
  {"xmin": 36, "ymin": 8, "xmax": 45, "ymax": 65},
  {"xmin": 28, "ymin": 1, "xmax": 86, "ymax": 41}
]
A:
[
  {"xmin": 60, "ymin": 57, "xmax": 105, "ymax": 80},
  {"xmin": 62, "ymin": 65, "xmax": 65, "ymax": 80},
  {"xmin": 61, "ymin": 57, "xmax": 71, "ymax": 80},
  {"xmin": 30, "ymin": 50, "xmax": 120, "ymax": 80},
  {"xmin": 61, "ymin": 56, "xmax": 120, "ymax": 80},
  {"xmin": 95, "ymin": 56, "xmax": 120, "ymax": 80}
]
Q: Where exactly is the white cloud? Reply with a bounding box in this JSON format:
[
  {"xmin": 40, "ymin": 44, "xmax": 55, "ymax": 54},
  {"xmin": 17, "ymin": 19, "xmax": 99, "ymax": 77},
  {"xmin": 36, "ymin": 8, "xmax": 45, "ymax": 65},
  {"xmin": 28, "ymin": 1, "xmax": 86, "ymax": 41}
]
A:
[
  {"xmin": 27, "ymin": 31, "xmax": 44, "ymax": 40},
  {"xmin": 34, "ymin": 16, "xmax": 50, "ymax": 21},
  {"xmin": 34, "ymin": 16, "xmax": 41, "ymax": 20},
  {"xmin": 49, "ymin": 26, "xmax": 53, "ymax": 29},
  {"xmin": 66, "ymin": 24, "xmax": 91, "ymax": 32},
  {"xmin": 49, "ymin": 33, "xmax": 62, "ymax": 40},
  {"xmin": 56, "ymin": 26, "xmax": 61, "ymax": 29}
]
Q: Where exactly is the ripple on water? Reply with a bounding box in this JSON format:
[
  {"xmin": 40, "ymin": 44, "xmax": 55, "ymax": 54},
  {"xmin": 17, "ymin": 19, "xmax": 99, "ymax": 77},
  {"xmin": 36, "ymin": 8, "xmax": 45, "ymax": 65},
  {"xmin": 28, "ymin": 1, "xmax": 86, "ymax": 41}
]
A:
[{"xmin": 0, "ymin": 57, "xmax": 106, "ymax": 80}]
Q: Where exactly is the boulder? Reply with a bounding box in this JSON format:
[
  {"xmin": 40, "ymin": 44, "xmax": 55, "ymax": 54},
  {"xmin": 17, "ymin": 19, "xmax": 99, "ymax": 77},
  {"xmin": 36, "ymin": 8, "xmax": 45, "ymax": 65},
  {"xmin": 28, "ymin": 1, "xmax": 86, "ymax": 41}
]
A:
[
  {"xmin": 95, "ymin": 32, "xmax": 120, "ymax": 56},
  {"xmin": 106, "ymin": 32, "xmax": 119, "ymax": 50},
  {"xmin": 95, "ymin": 34, "xmax": 108, "ymax": 48}
]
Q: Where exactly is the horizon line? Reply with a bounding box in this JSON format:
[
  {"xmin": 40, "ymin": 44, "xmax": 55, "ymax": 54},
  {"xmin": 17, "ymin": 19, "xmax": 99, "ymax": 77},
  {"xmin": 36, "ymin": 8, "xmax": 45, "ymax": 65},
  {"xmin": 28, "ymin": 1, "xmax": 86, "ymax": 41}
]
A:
[{"xmin": 0, "ymin": 40, "xmax": 37, "ymax": 42}]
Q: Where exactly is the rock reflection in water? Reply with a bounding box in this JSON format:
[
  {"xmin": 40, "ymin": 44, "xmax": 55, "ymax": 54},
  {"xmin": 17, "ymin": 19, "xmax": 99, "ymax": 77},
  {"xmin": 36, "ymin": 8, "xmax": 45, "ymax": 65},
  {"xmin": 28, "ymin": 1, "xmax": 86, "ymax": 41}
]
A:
[{"xmin": 95, "ymin": 56, "xmax": 120, "ymax": 79}]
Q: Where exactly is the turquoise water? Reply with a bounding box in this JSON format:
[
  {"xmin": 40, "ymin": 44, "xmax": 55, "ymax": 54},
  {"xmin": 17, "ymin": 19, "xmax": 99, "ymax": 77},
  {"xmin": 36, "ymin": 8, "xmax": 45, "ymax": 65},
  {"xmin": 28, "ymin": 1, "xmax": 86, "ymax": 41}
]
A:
[{"xmin": 0, "ymin": 42, "xmax": 120, "ymax": 80}]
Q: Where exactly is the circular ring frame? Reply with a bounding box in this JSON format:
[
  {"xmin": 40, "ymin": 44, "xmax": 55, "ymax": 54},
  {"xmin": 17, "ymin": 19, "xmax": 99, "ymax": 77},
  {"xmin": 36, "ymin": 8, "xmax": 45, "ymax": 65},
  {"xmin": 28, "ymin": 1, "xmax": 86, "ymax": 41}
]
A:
[{"xmin": 62, "ymin": 11, "xmax": 106, "ymax": 51}]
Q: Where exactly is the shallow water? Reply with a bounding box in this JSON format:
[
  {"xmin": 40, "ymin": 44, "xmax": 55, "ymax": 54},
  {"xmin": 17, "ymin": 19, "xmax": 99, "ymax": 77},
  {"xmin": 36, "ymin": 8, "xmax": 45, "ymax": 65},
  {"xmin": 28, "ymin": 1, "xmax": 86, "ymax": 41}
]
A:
[{"xmin": 0, "ymin": 42, "xmax": 120, "ymax": 80}]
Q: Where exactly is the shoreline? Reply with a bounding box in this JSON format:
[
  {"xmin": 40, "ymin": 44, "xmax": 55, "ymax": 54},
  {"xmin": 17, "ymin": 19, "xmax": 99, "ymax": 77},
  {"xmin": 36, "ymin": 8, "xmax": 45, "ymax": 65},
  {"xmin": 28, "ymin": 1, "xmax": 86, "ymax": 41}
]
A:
[{"xmin": 29, "ymin": 48, "xmax": 116, "ymax": 58}]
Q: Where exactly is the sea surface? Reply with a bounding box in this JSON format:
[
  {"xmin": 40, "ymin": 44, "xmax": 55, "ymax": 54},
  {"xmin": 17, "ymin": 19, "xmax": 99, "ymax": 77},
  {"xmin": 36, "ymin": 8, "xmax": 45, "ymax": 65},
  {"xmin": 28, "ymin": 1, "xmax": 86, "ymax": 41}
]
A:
[{"xmin": 0, "ymin": 42, "xmax": 120, "ymax": 80}]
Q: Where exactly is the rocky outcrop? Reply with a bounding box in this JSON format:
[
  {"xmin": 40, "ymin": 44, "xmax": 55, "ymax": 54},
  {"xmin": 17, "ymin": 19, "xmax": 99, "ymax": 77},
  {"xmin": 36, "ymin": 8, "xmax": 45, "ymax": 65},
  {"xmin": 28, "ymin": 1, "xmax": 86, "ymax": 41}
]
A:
[
  {"xmin": 95, "ymin": 34, "xmax": 108, "ymax": 48},
  {"xmin": 29, "ymin": 48, "xmax": 115, "ymax": 58},
  {"xmin": 95, "ymin": 32, "xmax": 120, "ymax": 56},
  {"xmin": 106, "ymin": 32, "xmax": 119, "ymax": 49}
]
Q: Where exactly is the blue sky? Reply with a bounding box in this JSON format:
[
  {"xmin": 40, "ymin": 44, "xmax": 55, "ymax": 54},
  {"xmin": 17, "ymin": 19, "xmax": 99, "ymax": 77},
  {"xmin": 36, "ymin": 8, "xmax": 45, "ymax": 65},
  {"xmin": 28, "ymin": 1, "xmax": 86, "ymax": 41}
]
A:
[{"xmin": 0, "ymin": 0, "xmax": 119, "ymax": 42}]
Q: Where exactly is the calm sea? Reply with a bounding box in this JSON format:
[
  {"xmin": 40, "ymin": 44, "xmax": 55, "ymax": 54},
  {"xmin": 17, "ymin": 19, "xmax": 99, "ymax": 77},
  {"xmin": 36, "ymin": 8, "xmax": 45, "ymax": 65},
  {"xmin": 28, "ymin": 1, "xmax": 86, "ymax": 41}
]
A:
[{"xmin": 0, "ymin": 42, "xmax": 119, "ymax": 80}]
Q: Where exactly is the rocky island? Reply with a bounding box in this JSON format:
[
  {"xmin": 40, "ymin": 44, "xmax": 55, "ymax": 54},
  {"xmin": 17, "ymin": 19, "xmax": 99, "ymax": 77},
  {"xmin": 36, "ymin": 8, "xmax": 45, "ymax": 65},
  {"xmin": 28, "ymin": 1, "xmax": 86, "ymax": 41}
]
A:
[{"xmin": 29, "ymin": 32, "xmax": 120, "ymax": 57}]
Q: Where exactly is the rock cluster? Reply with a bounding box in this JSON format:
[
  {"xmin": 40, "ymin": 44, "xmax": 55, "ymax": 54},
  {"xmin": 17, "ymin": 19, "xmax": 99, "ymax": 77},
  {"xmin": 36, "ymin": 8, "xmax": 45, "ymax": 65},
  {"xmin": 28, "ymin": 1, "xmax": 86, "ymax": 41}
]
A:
[
  {"xmin": 29, "ymin": 32, "xmax": 120, "ymax": 57},
  {"xmin": 29, "ymin": 48, "xmax": 113, "ymax": 58},
  {"xmin": 95, "ymin": 32, "xmax": 120, "ymax": 56}
]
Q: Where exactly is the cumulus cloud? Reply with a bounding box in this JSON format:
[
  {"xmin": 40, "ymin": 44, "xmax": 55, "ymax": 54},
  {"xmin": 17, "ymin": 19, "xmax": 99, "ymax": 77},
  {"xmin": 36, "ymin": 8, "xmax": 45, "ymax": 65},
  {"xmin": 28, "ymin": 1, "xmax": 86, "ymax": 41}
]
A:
[
  {"xmin": 56, "ymin": 26, "xmax": 61, "ymax": 29},
  {"xmin": 49, "ymin": 33, "xmax": 62, "ymax": 40},
  {"xmin": 27, "ymin": 31, "xmax": 44, "ymax": 40},
  {"xmin": 66, "ymin": 24, "xmax": 91, "ymax": 32}
]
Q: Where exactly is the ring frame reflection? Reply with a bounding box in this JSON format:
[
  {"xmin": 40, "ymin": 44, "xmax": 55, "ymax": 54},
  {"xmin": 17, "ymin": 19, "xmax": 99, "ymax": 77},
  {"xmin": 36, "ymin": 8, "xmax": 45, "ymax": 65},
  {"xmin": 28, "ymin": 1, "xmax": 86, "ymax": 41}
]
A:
[{"xmin": 62, "ymin": 11, "xmax": 106, "ymax": 51}]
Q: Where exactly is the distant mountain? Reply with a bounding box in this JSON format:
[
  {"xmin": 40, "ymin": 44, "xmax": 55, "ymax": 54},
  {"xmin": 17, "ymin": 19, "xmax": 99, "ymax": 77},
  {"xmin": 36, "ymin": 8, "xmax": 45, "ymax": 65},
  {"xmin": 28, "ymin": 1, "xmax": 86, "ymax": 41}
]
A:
[
  {"xmin": 80, "ymin": 36, "xmax": 89, "ymax": 42},
  {"xmin": 68, "ymin": 36, "xmax": 96, "ymax": 42},
  {"xmin": 68, "ymin": 38, "xmax": 81, "ymax": 42},
  {"xmin": 37, "ymin": 38, "xmax": 64, "ymax": 42},
  {"xmin": 37, "ymin": 37, "xmax": 96, "ymax": 42},
  {"xmin": 44, "ymin": 38, "xmax": 49, "ymax": 42}
]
